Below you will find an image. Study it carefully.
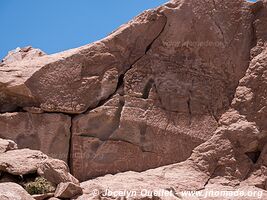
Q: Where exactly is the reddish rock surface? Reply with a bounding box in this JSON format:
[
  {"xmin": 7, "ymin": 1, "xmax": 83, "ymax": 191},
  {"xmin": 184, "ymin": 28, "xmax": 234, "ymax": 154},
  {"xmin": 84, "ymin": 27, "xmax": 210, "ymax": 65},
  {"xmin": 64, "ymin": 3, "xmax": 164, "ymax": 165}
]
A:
[
  {"xmin": 0, "ymin": 139, "xmax": 82, "ymax": 199},
  {"xmin": 71, "ymin": 94, "xmax": 217, "ymax": 180},
  {"xmin": 70, "ymin": 0, "xmax": 257, "ymax": 180},
  {"xmin": 0, "ymin": 182, "xmax": 36, "ymax": 200},
  {"xmin": 1, "ymin": 46, "xmax": 46, "ymax": 65},
  {"xmin": 0, "ymin": 0, "xmax": 266, "ymax": 199},
  {"xmin": 0, "ymin": 112, "xmax": 71, "ymax": 162}
]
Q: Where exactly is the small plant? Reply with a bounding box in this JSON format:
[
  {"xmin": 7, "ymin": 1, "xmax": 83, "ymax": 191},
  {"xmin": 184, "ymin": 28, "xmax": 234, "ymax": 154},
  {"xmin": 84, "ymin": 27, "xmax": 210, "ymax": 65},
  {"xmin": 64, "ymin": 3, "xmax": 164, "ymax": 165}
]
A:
[{"xmin": 23, "ymin": 177, "xmax": 55, "ymax": 195}]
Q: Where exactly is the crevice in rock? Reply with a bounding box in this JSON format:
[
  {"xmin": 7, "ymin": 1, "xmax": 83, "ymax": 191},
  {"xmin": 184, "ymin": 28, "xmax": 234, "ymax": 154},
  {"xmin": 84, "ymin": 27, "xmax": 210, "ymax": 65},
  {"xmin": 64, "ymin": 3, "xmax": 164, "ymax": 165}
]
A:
[
  {"xmin": 145, "ymin": 14, "xmax": 167, "ymax": 54},
  {"xmin": 246, "ymin": 151, "xmax": 261, "ymax": 164},
  {"xmin": 0, "ymin": 104, "xmax": 25, "ymax": 113},
  {"xmin": 76, "ymin": 13, "xmax": 168, "ymax": 115},
  {"xmin": 94, "ymin": 74, "xmax": 125, "ymax": 110},
  {"xmin": 142, "ymin": 79, "xmax": 154, "ymax": 99},
  {"xmin": 209, "ymin": 1, "xmax": 226, "ymax": 45},
  {"xmin": 187, "ymin": 80, "xmax": 194, "ymax": 125},
  {"xmin": 67, "ymin": 116, "xmax": 73, "ymax": 170},
  {"xmin": 207, "ymin": 107, "xmax": 219, "ymax": 123},
  {"xmin": 187, "ymin": 97, "xmax": 192, "ymax": 125}
]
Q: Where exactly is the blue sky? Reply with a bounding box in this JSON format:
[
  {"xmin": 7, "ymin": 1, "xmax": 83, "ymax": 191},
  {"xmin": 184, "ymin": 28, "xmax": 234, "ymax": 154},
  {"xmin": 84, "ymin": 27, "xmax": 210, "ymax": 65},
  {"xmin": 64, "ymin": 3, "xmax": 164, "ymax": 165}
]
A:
[
  {"xmin": 0, "ymin": 0, "xmax": 169, "ymax": 59},
  {"xmin": 0, "ymin": 0, "xmax": 257, "ymax": 59}
]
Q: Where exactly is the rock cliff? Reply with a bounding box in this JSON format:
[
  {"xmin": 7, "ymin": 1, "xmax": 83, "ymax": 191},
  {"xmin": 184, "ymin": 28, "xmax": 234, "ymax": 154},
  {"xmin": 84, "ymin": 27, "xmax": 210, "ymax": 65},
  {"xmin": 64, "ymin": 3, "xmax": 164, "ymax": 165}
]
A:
[{"xmin": 0, "ymin": 0, "xmax": 266, "ymax": 199}]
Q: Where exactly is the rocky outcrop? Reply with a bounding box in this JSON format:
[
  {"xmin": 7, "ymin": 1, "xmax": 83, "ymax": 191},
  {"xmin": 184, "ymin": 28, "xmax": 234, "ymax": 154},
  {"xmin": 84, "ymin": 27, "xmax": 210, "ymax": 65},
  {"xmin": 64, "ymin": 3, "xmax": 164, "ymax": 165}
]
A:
[
  {"xmin": 37, "ymin": 159, "xmax": 79, "ymax": 185},
  {"xmin": 71, "ymin": 94, "xmax": 217, "ymax": 180},
  {"xmin": 0, "ymin": 11, "xmax": 166, "ymax": 114},
  {"xmin": 76, "ymin": 161, "xmax": 267, "ymax": 200},
  {"xmin": 76, "ymin": 0, "xmax": 267, "ymax": 198},
  {"xmin": 71, "ymin": 0, "xmax": 256, "ymax": 180},
  {"xmin": 54, "ymin": 182, "xmax": 83, "ymax": 198},
  {"xmin": 0, "ymin": 0, "xmax": 266, "ymax": 199},
  {"xmin": 0, "ymin": 138, "xmax": 82, "ymax": 199},
  {"xmin": 0, "ymin": 182, "xmax": 35, "ymax": 200},
  {"xmin": 0, "ymin": 112, "xmax": 71, "ymax": 162},
  {"xmin": 1, "ymin": 46, "xmax": 46, "ymax": 65}
]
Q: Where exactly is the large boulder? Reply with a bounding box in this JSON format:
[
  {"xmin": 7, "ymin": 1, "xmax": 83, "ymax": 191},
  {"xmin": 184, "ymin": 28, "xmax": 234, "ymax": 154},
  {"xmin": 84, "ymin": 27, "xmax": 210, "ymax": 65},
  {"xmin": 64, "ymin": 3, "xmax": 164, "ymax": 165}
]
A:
[
  {"xmin": 70, "ymin": 0, "xmax": 255, "ymax": 180},
  {"xmin": 0, "ymin": 143, "xmax": 82, "ymax": 199},
  {"xmin": 77, "ymin": 32, "xmax": 267, "ymax": 200},
  {"xmin": 37, "ymin": 159, "xmax": 79, "ymax": 185},
  {"xmin": 77, "ymin": 0, "xmax": 267, "ymax": 197},
  {"xmin": 0, "ymin": 138, "xmax": 17, "ymax": 153},
  {"xmin": 0, "ymin": 112, "xmax": 71, "ymax": 162},
  {"xmin": 0, "ymin": 0, "xmax": 266, "ymax": 198},
  {"xmin": 0, "ymin": 182, "xmax": 35, "ymax": 200},
  {"xmin": 0, "ymin": 11, "xmax": 166, "ymax": 114},
  {"xmin": 0, "ymin": 148, "xmax": 78, "ymax": 189},
  {"xmin": 1, "ymin": 46, "xmax": 46, "ymax": 65},
  {"xmin": 0, "ymin": 149, "xmax": 48, "ymax": 175},
  {"xmin": 54, "ymin": 182, "xmax": 83, "ymax": 198}
]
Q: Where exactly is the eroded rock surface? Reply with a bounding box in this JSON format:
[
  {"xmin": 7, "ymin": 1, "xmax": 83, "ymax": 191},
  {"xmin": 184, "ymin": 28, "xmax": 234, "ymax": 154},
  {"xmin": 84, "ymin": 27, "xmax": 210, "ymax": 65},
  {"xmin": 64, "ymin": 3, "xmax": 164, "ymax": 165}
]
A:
[
  {"xmin": 70, "ymin": 0, "xmax": 256, "ymax": 180},
  {"xmin": 1, "ymin": 46, "xmax": 46, "ymax": 65},
  {"xmin": 0, "ymin": 139, "xmax": 82, "ymax": 199},
  {"xmin": 0, "ymin": 0, "xmax": 266, "ymax": 199},
  {"xmin": 74, "ymin": 0, "xmax": 267, "ymax": 198},
  {"xmin": 0, "ymin": 112, "xmax": 71, "ymax": 162},
  {"xmin": 0, "ymin": 182, "xmax": 35, "ymax": 200},
  {"xmin": 0, "ymin": 138, "xmax": 17, "ymax": 153},
  {"xmin": 0, "ymin": 11, "xmax": 166, "ymax": 114},
  {"xmin": 71, "ymin": 94, "xmax": 217, "ymax": 180}
]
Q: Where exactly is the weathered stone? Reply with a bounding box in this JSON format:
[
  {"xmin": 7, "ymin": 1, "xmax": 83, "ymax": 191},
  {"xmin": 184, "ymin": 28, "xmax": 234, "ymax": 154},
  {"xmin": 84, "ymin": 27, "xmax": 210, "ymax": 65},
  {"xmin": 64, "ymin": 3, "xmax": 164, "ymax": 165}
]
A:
[
  {"xmin": 77, "ymin": 160, "xmax": 267, "ymax": 200},
  {"xmin": 0, "ymin": 138, "xmax": 17, "ymax": 153},
  {"xmin": 0, "ymin": 0, "xmax": 267, "ymax": 198},
  {"xmin": 1, "ymin": 46, "xmax": 46, "ymax": 65},
  {"xmin": 71, "ymin": 94, "xmax": 217, "ymax": 180},
  {"xmin": 0, "ymin": 148, "xmax": 77, "ymax": 188},
  {"xmin": 32, "ymin": 193, "xmax": 54, "ymax": 200},
  {"xmin": 0, "ymin": 149, "xmax": 48, "ymax": 175},
  {"xmin": 76, "ymin": 0, "xmax": 267, "ymax": 197},
  {"xmin": 0, "ymin": 112, "xmax": 71, "ymax": 162},
  {"xmin": 0, "ymin": 182, "xmax": 35, "ymax": 200},
  {"xmin": 37, "ymin": 158, "xmax": 79, "ymax": 185},
  {"xmin": 0, "ymin": 10, "xmax": 167, "ymax": 114},
  {"xmin": 54, "ymin": 182, "xmax": 82, "ymax": 199},
  {"xmin": 70, "ymin": 0, "xmax": 255, "ymax": 181}
]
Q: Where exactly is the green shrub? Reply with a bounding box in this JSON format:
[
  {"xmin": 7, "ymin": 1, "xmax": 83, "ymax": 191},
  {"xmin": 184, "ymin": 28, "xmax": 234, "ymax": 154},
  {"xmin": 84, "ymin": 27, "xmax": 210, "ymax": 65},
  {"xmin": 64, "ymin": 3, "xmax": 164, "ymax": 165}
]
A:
[{"xmin": 23, "ymin": 177, "xmax": 55, "ymax": 195}]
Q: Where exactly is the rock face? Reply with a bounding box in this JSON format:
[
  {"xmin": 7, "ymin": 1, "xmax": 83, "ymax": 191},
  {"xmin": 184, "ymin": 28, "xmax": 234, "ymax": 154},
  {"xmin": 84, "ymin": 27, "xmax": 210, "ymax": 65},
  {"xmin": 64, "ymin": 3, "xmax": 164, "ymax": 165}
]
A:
[
  {"xmin": 77, "ymin": 0, "xmax": 267, "ymax": 199},
  {"xmin": 0, "ymin": 139, "xmax": 82, "ymax": 199},
  {"xmin": 0, "ymin": 0, "xmax": 267, "ymax": 199},
  {"xmin": 54, "ymin": 182, "xmax": 83, "ymax": 198},
  {"xmin": 71, "ymin": 94, "xmax": 217, "ymax": 180},
  {"xmin": 0, "ymin": 182, "xmax": 35, "ymax": 200},
  {"xmin": 71, "ymin": 0, "xmax": 255, "ymax": 180},
  {"xmin": 1, "ymin": 46, "xmax": 46, "ymax": 65},
  {"xmin": 0, "ymin": 112, "xmax": 71, "ymax": 162}
]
